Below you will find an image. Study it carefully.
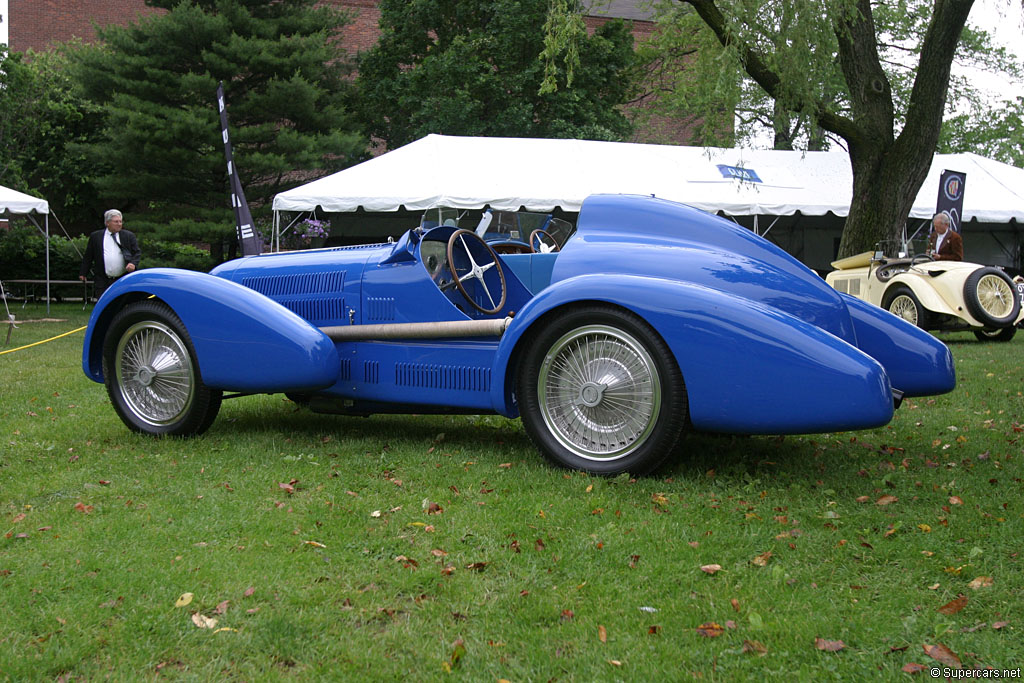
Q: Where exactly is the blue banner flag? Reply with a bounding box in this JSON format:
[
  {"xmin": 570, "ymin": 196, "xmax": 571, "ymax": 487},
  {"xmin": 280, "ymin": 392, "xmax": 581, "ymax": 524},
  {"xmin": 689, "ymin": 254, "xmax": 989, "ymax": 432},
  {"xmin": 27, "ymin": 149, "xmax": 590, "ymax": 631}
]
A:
[{"xmin": 936, "ymin": 169, "xmax": 966, "ymax": 233}]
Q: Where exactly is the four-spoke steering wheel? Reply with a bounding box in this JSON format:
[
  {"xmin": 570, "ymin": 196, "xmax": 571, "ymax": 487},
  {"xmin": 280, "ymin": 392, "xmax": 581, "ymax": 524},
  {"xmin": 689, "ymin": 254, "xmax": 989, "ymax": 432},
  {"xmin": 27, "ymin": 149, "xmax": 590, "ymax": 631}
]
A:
[
  {"xmin": 446, "ymin": 229, "xmax": 508, "ymax": 314},
  {"xmin": 529, "ymin": 229, "xmax": 560, "ymax": 253}
]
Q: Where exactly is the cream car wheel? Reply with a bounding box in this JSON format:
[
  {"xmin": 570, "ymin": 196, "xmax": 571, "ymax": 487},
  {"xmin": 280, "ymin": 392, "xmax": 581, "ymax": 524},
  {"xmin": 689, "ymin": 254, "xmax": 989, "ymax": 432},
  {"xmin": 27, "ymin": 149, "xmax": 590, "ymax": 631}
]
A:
[
  {"xmin": 883, "ymin": 286, "xmax": 928, "ymax": 329},
  {"xmin": 964, "ymin": 268, "xmax": 1019, "ymax": 327}
]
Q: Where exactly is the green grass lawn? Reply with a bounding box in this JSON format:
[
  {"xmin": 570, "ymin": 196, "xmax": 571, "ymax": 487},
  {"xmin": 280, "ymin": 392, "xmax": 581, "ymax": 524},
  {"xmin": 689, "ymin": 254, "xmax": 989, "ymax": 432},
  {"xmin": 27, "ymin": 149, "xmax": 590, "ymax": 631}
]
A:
[{"xmin": 2, "ymin": 304, "xmax": 1022, "ymax": 680}]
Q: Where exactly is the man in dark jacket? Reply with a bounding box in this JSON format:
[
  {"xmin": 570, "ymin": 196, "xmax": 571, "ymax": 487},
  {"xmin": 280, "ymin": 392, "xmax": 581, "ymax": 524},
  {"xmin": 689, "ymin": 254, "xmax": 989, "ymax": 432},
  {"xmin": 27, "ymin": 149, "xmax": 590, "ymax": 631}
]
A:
[
  {"xmin": 79, "ymin": 209, "xmax": 141, "ymax": 297},
  {"xmin": 926, "ymin": 212, "xmax": 963, "ymax": 261}
]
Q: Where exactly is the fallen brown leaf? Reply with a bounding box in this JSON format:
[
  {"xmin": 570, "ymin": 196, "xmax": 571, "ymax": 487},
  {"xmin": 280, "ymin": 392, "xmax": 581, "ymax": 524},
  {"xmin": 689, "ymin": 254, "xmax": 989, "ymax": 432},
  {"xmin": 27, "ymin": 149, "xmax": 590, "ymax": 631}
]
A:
[
  {"xmin": 875, "ymin": 495, "xmax": 898, "ymax": 506},
  {"xmin": 696, "ymin": 622, "xmax": 724, "ymax": 638},
  {"xmin": 742, "ymin": 640, "xmax": 767, "ymax": 656},
  {"xmin": 700, "ymin": 564, "xmax": 722, "ymax": 575},
  {"xmin": 967, "ymin": 576, "xmax": 993, "ymax": 590},
  {"xmin": 598, "ymin": 625, "xmax": 607, "ymax": 643},
  {"xmin": 937, "ymin": 596, "xmax": 967, "ymax": 615},
  {"xmin": 191, "ymin": 613, "xmax": 217, "ymax": 629},
  {"xmin": 923, "ymin": 642, "xmax": 961, "ymax": 668},
  {"xmin": 814, "ymin": 638, "xmax": 845, "ymax": 652},
  {"xmin": 751, "ymin": 551, "xmax": 772, "ymax": 567},
  {"xmin": 902, "ymin": 662, "xmax": 927, "ymax": 673}
]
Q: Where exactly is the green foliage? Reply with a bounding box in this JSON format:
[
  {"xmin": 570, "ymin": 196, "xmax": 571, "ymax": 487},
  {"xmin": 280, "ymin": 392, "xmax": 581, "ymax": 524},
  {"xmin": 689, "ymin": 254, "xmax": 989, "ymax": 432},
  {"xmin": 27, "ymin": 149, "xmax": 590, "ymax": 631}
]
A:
[
  {"xmin": 0, "ymin": 225, "xmax": 211, "ymax": 282},
  {"xmin": 357, "ymin": 0, "xmax": 636, "ymax": 149},
  {"xmin": 636, "ymin": 0, "xmax": 1021, "ymax": 152},
  {"xmin": 939, "ymin": 96, "xmax": 1024, "ymax": 167},
  {"xmin": 68, "ymin": 0, "xmax": 366, "ymax": 256},
  {"xmin": 0, "ymin": 48, "xmax": 106, "ymax": 230}
]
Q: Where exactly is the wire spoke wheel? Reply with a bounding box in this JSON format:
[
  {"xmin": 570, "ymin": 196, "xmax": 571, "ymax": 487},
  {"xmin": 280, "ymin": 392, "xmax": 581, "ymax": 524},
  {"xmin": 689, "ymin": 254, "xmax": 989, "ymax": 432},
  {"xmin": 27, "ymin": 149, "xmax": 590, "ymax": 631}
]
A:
[
  {"xmin": 539, "ymin": 325, "xmax": 660, "ymax": 460},
  {"xmin": 103, "ymin": 300, "xmax": 221, "ymax": 436},
  {"xmin": 518, "ymin": 307, "xmax": 687, "ymax": 475},
  {"xmin": 975, "ymin": 274, "xmax": 1015, "ymax": 320},
  {"xmin": 115, "ymin": 320, "xmax": 196, "ymax": 426},
  {"xmin": 889, "ymin": 295, "xmax": 919, "ymax": 325}
]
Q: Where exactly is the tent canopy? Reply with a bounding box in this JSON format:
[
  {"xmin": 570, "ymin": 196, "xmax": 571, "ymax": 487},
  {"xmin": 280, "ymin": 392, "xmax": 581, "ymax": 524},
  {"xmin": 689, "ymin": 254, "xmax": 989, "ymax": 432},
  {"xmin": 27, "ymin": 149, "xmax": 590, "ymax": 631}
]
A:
[
  {"xmin": 273, "ymin": 134, "xmax": 1024, "ymax": 224},
  {"xmin": 0, "ymin": 184, "xmax": 49, "ymax": 214}
]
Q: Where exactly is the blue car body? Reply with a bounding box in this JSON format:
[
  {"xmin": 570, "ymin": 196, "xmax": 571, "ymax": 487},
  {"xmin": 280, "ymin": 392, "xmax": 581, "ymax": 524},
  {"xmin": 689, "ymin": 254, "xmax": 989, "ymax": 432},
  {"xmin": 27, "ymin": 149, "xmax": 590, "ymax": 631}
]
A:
[{"xmin": 83, "ymin": 194, "xmax": 955, "ymax": 473}]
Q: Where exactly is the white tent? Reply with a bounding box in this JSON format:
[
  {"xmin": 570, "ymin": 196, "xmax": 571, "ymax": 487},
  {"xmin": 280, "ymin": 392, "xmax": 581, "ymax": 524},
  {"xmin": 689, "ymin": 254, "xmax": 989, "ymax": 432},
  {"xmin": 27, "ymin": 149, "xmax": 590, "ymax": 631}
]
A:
[
  {"xmin": 0, "ymin": 184, "xmax": 52, "ymax": 312},
  {"xmin": 272, "ymin": 134, "xmax": 1024, "ymax": 224}
]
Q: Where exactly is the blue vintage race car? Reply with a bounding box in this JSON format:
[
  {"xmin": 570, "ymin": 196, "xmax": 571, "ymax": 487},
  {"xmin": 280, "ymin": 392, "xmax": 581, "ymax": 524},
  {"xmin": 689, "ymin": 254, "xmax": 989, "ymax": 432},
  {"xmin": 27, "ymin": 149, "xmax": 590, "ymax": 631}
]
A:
[{"xmin": 82, "ymin": 194, "xmax": 956, "ymax": 474}]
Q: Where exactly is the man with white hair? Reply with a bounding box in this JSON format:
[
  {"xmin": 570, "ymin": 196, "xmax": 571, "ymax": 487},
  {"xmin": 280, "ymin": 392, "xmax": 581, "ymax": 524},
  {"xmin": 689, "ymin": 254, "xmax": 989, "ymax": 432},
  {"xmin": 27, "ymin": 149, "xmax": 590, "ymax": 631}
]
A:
[
  {"xmin": 926, "ymin": 211, "xmax": 963, "ymax": 262},
  {"xmin": 79, "ymin": 209, "xmax": 142, "ymax": 298}
]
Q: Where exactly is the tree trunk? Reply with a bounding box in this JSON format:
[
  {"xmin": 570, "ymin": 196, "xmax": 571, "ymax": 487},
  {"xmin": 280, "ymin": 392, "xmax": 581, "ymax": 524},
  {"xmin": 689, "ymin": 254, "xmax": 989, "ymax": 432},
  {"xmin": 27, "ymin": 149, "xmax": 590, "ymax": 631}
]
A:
[
  {"xmin": 838, "ymin": 146, "xmax": 933, "ymax": 257},
  {"xmin": 683, "ymin": 0, "xmax": 975, "ymax": 259}
]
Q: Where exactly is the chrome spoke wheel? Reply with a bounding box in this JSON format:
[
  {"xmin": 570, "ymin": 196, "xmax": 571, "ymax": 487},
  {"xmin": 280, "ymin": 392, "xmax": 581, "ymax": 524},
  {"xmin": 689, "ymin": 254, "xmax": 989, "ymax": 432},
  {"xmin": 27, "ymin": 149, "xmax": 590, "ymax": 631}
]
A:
[
  {"xmin": 114, "ymin": 320, "xmax": 196, "ymax": 427},
  {"xmin": 537, "ymin": 324, "xmax": 661, "ymax": 461},
  {"xmin": 889, "ymin": 295, "xmax": 919, "ymax": 325},
  {"xmin": 976, "ymin": 274, "xmax": 1014, "ymax": 319}
]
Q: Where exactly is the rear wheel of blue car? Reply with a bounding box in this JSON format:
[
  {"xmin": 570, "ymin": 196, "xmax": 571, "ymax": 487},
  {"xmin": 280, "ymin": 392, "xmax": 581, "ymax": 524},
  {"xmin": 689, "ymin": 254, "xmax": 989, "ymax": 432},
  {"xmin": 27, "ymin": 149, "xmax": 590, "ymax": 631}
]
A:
[
  {"xmin": 517, "ymin": 305, "xmax": 687, "ymax": 475},
  {"xmin": 103, "ymin": 300, "xmax": 222, "ymax": 436}
]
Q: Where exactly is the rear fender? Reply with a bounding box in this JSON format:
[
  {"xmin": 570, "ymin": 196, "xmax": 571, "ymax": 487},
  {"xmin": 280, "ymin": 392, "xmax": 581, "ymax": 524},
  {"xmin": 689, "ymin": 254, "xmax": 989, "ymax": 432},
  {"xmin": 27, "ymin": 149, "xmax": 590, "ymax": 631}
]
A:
[
  {"xmin": 841, "ymin": 294, "xmax": 955, "ymax": 396},
  {"xmin": 82, "ymin": 269, "xmax": 339, "ymax": 393},
  {"xmin": 494, "ymin": 274, "xmax": 894, "ymax": 434}
]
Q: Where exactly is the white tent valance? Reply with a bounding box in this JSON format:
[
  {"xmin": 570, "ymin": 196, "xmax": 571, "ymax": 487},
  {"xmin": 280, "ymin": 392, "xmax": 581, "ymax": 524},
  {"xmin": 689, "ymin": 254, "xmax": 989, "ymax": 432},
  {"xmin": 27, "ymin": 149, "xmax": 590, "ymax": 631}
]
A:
[
  {"xmin": 273, "ymin": 134, "xmax": 1024, "ymax": 224},
  {"xmin": 0, "ymin": 185, "xmax": 49, "ymax": 214}
]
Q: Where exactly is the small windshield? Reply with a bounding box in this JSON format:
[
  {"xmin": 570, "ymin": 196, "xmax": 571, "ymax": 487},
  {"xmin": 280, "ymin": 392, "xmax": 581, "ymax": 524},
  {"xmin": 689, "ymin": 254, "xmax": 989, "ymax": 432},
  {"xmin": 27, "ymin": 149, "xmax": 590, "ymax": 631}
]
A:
[
  {"xmin": 420, "ymin": 208, "xmax": 575, "ymax": 249},
  {"xmin": 875, "ymin": 238, "xmax": 929, "ymax": 259}
]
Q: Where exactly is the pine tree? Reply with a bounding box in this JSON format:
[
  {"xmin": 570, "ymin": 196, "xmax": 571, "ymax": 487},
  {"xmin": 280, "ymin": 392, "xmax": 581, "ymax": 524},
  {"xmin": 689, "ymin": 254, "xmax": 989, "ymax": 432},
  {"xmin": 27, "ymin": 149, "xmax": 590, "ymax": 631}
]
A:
[{"xmin": 72, "ymin": 0, "xmax": 366, "ymax": 260}]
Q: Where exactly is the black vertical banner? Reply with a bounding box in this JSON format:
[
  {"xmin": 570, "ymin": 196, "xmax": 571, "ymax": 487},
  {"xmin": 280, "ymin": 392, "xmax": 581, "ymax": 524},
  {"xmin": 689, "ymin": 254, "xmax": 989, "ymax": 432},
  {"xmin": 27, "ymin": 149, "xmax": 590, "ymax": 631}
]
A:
[
  {"xmin": 936, "ymin": 169, "xmax": 966, "ymax": 234},
  {"xmin": 217, "ymin": 82, "xmax": 262, "ymax": 255}
]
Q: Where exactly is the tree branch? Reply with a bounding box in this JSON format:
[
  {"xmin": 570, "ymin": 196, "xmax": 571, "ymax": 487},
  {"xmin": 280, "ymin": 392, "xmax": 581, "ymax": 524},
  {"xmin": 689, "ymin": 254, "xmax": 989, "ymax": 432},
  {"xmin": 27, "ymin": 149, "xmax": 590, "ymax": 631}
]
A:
[{"xmin": 680, "ymin": 0, "xmax": 861, "ymax": 143}]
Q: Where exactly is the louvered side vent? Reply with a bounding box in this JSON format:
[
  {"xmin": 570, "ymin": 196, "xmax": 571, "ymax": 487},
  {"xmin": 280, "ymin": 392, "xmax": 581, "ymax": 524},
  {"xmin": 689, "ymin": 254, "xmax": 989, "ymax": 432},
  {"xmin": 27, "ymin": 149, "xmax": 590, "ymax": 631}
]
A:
[
  {"xmin": 363, "ymin": 361, "xmax": 380, "ymax": 384},
  {"xmin": 848, "ymin": 279, "xmax": 861, "ymax": 296},
  {"xmin": 241, "ymin": 270, "xmax": 346, "ymax": 296},
  {"xmin": 339, "ymin": 359, "xmax": 351, "ymax": 381},
  {"xmin": 834, "ymin": 279, "xmax": 848, "ymax": 294},
  {"xmin": 395, "ymin": 363, "xmax": 491, "ymax": 392},
  {"xmin": 366, "ymin": 296, "xmax": 396, "ymax": 321},
  {"xmin": 281, "ymin": 297, "xmax": 345, "ymax": 323}
]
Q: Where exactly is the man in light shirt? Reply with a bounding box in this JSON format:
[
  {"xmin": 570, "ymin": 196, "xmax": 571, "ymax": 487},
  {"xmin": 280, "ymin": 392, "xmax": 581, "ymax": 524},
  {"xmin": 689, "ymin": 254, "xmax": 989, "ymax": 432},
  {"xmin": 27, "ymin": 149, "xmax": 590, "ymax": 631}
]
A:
[
  {"xmin": 79, "ymin": 209, "xmax": 142, "ymax": 298},
  {"xmin": 926, "ymin": 212, "xmax": 963, "ymax": 262}
]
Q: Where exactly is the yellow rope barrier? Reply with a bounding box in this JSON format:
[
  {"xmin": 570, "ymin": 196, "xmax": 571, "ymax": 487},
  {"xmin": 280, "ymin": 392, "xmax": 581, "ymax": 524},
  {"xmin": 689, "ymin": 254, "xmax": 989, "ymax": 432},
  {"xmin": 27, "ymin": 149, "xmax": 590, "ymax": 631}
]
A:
[{"xmin": 0, "ymin": 326, "xmax": 87, "ymax": 356}]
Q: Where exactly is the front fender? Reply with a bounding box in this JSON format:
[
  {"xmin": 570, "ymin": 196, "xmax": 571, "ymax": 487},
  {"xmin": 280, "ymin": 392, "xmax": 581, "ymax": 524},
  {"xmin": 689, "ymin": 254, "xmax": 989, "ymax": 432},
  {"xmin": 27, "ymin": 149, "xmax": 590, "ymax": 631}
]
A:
[
  {"xmin": 83, "ymin": 269, "xmax": 339, "ymax": 393},
  {"xmin": 494, "ymin": 274, "xmax": 895, "ymax": 434},
  {"xmin": 885, "ymin": 273, "xmax": 959, "ymax": 318}
]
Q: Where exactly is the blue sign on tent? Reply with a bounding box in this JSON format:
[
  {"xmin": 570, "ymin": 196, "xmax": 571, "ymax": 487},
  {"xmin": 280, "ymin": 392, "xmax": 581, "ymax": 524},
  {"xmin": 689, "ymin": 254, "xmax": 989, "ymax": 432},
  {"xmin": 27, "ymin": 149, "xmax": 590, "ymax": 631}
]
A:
[{"xmin": 717, "ymin": 164, "xmax": 762, "ymax": 183}]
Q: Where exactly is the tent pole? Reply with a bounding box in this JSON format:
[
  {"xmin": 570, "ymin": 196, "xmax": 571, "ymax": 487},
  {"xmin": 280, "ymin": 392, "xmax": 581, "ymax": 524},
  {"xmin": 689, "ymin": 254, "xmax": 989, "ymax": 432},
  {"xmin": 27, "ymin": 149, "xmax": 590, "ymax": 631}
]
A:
[
  {"xmin": 273, "ymin": 211, "xmax": 280, "ymax": 252},
  {"xmin": 45, "ymin": 214, "xmax": 51, "ymax": 315}
]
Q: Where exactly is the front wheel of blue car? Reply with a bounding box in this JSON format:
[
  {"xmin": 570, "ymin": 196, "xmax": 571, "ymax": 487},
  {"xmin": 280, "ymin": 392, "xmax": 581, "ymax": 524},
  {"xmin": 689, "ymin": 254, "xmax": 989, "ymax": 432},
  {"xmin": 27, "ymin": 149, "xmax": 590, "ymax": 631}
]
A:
[
  {"xmin": 517, "ymin": 306, "xmax": 688, "ymax": 475},
  {"xmin": 102, "ymin": 300, "xmax": 222, "ymax": 436}
]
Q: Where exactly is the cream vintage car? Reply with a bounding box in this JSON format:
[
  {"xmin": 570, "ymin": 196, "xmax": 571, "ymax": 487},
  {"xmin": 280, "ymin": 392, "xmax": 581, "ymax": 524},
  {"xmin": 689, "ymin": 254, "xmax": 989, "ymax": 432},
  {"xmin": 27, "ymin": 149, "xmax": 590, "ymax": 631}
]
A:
[{"xmin": 826, "ymin": 248, "xmax": 1024, "ymax": 342}]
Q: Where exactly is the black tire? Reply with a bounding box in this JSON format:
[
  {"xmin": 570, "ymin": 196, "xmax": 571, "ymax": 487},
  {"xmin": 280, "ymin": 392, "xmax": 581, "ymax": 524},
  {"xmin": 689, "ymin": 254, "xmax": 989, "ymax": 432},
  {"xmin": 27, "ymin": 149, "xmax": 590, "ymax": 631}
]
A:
[
  {"xmin": 882, "ymin": 285, "xmax": 930, "ymax": 329},
  {"xmin": 963, "ymin": 267, "xmax": 1020, "ymax": 328},
  {"xmin": 973, "ymin": 327, "xmax": 1017, "ymax": 342},
  {"xmin": 102, "ymin": 300, "xmax": 222, "ymax": 436},
  {"xmin": 516, "ymin": 305, "xmax": 688, "ymax": 475}
]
